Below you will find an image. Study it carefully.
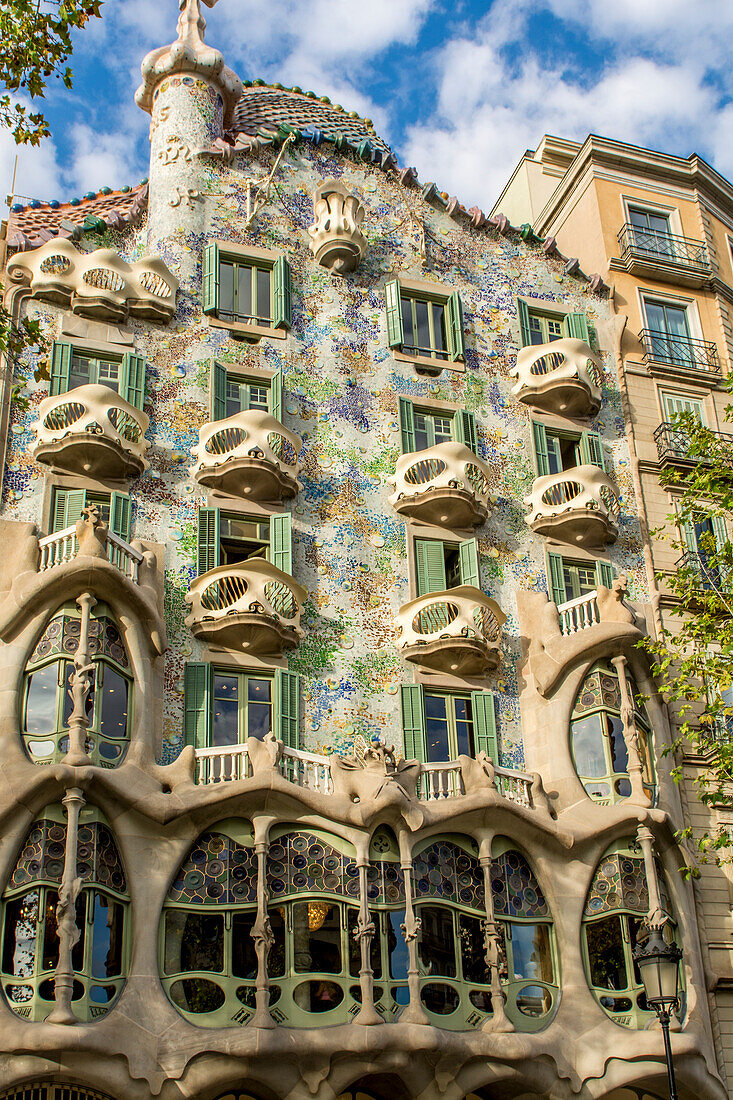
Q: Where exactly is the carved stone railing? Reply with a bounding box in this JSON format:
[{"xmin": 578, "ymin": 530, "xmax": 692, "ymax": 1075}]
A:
[
  {"xmin": 185, "ymin": 559, "xmax": 306, "ymax": 655},
  {"xmin": 389, "ymin": 442, "xmax": 493, "ymax": 528},
  {"xmin": 556, "ymin": 590, "xmax": 600, "ymax": 635},
  {"xmin": 6, "ymin": 238, "xmax": 178, "ymax": 324},
  {"xmin": 511, "ymin": 338, "xmax": 602, "ymax": 417},
  {"xmin": 195, "ymin": 744, "xmax": 252, "ymax": 785},
  {"xmin": 38, "ymin": 524, "xmax": 144, "ymax": 584},
  {"xmin": 525, "ymin": 466, "xmax": 620, "ymax": 548},
  {"xmin": 494, "ymin": 766, "xmax": 534, "ymax": 808},
  {"xmin": 191, "ymin": 410, "xmax": 301, "ymax": 501},
  {"xmin": 397, "ymin": 586, "xmax": 505, "ymax": 676},
  {"xmin": 34, "ymin": 384, "xmax": 149, "ymax": 479},
  {"xmin": 279, "ymin": 745, "xmax": 334, "ymax": 794},
  {"xmin": 418, "ymin": 760, "xmax": 465, "ymax": 800},
  {"xmin": 308, "ymin": 179, "xmax": 366, "ymax": 273}
]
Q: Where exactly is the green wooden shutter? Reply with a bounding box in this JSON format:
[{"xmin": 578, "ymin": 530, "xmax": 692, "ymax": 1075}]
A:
[
  {"xmin": 547, "ymin": 551, "xmax": 567, "ymax": 604},
  {"xmin": 580, "ymin": 431, "xmax": 605, "ymax": 470},
  {"xmin": 681, "ymin": 520, "xmax": 697, "ymax": 553},
  {"xmin": 184, "ymin": 662, "xmax": 212, "ymax": 749},
  {"xmin": 712, "ymin": 515, "xmax": 728, "ymax": 552},
  {"xmin": 385, "ymin": 280, "xmax": 404, "ymax": 348},
  {"xmin": 471, "ymin": 692, "xmax": 497, "ymax": 763},
  {"xmin": 202, "ymin": 243, "xmax": 220, "ymax": 315},
  {"xmin": 271, "ymin": 367, "xmax": 283, "ymax": 422},
  {"xmin": 109, "ymin": 492, "xmax": 131, "ymax": 542},
  {"xmin": 273, "ymin": 256, "xmax": 292, "ymax": 329},
  {"xmin": 415, "ymin": 539, "xmax": 447, "ymax": 596},
  {"xmin": 458, "ymin": 539, "xmax": 480, "ymax": 588},
  {"xmin": 564, "ymin": 312, "xmax": 590, "ymax": 343},
  {"xmin": 212, "ymin": 360, "xmax": 227, "ymax": 421},
  {"xmin": 197, "ymin": 508, "xmax": 220, "ymax": 576},
  {"xmin": 270, "ymin": 512, "xmax": 292, "ymax": 575},
  {"xmin": 49, "ymin": 341, "xmax": 72, "ymax": 396},
  {"xmin": 596, "ymin": 561, "xmax": 614, "ymax": 589},
  {"xmin": 452, "ymin": 409, "xmax": 477, "ymax": 454},
  {"xmin": 517, "ymin": 299, "xmax": 532, "ymax": 347},
  {"xmin": 275, "ymin": 669, "xmax": 299, "ymax": 748},
  {"xmin": 399, "ymin": 397, "xmax": 416, "ymax": 453},
  {"xmin": 52, "ymin": 488, "xmax": 87, "ymax": 532},
  {"xmin": 532, "ymin": 421, "xmax": 550, "ymax": 476},
  {"xmin": 121, "ymin": 353, "xmax": 146, "ymax": 410},
  {"xmin": 400, "ymin": 683, "xmax": 426, "ymax": 762},
  {"xmin": 447, "ymin": 290, "xmax": 466, "ymax": 362}
]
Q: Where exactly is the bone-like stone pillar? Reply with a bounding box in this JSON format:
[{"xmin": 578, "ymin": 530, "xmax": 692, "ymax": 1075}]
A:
[
  {"xmin": 479, "ymin": 845, "xmax": 513, "ymax": 1033},
  {"xmin": 612, "ymin": 655, "xmax": 651, "ymax": 806},
  {"xmin": 397, "ymin": 832, "xmax": 428, "ymax": 1025},
  {"xmin": 63, "ymin": 592, "xmax": 96, "ymax": 766},
  {"xmin": 251, "ymin": 817, "xmax": 276, "ymax": 1028},
  {"xmin": 353, "ymin": 857, "xmax": 381, "ymax": 1025},
  {"xmin": 47, "ymin": 786, "xmax": 85, "ymax": 1024}
]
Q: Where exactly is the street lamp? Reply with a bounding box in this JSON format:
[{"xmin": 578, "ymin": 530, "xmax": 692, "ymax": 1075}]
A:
[{"xmin": 633, "ymin": 927, "xmax": 683, "ymax": 1100}]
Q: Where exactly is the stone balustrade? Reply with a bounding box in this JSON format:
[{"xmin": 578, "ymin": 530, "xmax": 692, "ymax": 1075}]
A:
[
  {"xmin": 556, "ymin": 590, "xmax": 601, "ymax": 635},
  {"xmin": 389, "ymin": 442, "xmax": 493, "ymax": 528},
  {"xmin": 34, "ymin": 384, "xmax": 149, "ymax": 480},
  {"xmin": 511, "ymin": 337, "xmax": 602, "ymax": 417},
  {"xmin": 191, "ymin": 410, "xmax": 301, "ymax": 501},
  {"xmin": 525, "ymin": 465, "xmax": 620, "ymax": 548},
  {"xmin": 38, "ymin": 524, "xmax": 144, "ymax": 584},
  {"xmin": 396, "ymin": 585, "xmax": 506, "ymax": 675}
]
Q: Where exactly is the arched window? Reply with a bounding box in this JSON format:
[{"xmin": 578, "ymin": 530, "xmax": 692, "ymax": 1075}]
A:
[
  {"xmin": 22, "ymin": 604, "xmax": 132, "ymax": 768},
  {"xmin": 582, "ymin": 841, "xmax": 682, "ymax": 1028},
  {"xmin": 570, "ymin": 663, "xmax": 656, "ymax": 805},
  {"xmin": 1, "ymin": 808, "xmax": 128, "ymax": 1022}
]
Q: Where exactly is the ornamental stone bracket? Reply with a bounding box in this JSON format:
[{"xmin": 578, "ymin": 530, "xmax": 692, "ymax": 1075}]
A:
[
  {"xmin": 308, "ymin": 179, "xmax": 367, "ymax": 274},
  {"xmin": 511, "ymin": 337, "xmax": 603, "ymax": 418},
  {"xmin": 518, "ymin": 581, "xmax": 643, "ymax": 698},
  {"xmin": 6, "ymin": 238, "xmax": 179, "ymax": 325}
]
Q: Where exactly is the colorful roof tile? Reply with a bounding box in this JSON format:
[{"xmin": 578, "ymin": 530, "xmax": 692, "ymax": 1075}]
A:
[{"xmin": 6, "ymin": 184, "xmax": 148, "ymax": 253}]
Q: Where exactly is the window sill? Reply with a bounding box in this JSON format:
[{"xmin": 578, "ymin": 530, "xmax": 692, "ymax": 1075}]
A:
[
  {"xmin": 208, "ymin": 316, "xmax": 288, "ymax": 341},
  {"xmin": 393, "ymin": 347, "xmax": 465, "ymax": 374}
]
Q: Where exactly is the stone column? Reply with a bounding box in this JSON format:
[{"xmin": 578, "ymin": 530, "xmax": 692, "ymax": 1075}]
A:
[
  {"xmin": 353, "ymin": 856, "xmax": 380, "ymax": 1025},
  {"xmin": 250, "ymin": 816, "xmax": 275, "ymax": 1028},
  {"xmin": 478, "ymin": 839, "xmax": 513, "ymax": 1033},
  {"xmin": 47, "ymin": 786, "xmax": 85, "ymax": 1024},
  {"xmin": 397, "ymin": 830, "xmax": 428, "ymax": 1025},
  {"xmin": 612, "ymin": 655, "xmax": 650, "ymax": 806},
  {"xmin": 637, "ymin": 824, "xmax": 666, "ymax": 929},
  {"xmin": 63, "ymin": 592, "xmax": 96, "ymax": 766}
]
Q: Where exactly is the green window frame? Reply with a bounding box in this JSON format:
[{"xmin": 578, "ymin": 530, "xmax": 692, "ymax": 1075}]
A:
[
  {"xmin": 413, "ymin": 536, "xmax": 480, "ymax": 596},
  {"xmin": 517, "ymin": 300, "xmax": 590, "ymax": 348},
  {"xmin": 546, "ymin": 552, "xmax": 613, "ymax": 605},
  {"xmin": 398, "ymin": 397, "xmax": 478, "ymax": 455},
  {"xmin": 400, "ymin": 684, "xmax": 497, "ymax": 764},
  {"xmin": 49, "ymin": 342, "xmax": 146, "ymax": 410},
  {"xmin": 211, "ymin": 361, "xmax": 283, "ymax": 422},
  {"xmin": 196, "ymin": 509, "xmax": 292, "ymax": 576},
  {"xmin": 531, "ymin": 422, "xmax": 605, "ymax": 477},
  {"xmin": 184, "ymin": 664, "xmax": 300, "ymax": 750},
  {"xmin": 203, "ymin": 243, "xmax": 292, "ymax": 331},
  {"xmin": 50, "ymin": 488, "xmax": 131, "ymax": 542},
  {"xmin": 385, "ymin": 281, "xmax": 465, "ymax": 363}
]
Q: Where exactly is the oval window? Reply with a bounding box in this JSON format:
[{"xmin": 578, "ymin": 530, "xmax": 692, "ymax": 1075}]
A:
[
  {"xmin": 600, "ymin": 994, "xmax": 632, "ymax": 1012},
  {"xmin": 169, "ymin": 977, "xmax": 225, "ymax": 1013},
  {"xmin": 293, "ymin": 980, "xmax": 344, "ymax": 1012},
  {"xmin": 420, "ymin": 983, "xmax": 460, "ymax": 1015},
  {"xmin": 90, "ymin": 984, "xmax": 117, "ymax": 1004},
  {"xmin": 515, "ymin": 984, "xmax": 553, "ymax": 1017},
  {"xmin": 469, "ymin": 990, "xmax": 493, "ymax": 1012}
]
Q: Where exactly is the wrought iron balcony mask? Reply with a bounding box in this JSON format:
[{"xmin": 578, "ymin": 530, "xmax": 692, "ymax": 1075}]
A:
[
  {"xmin": 511, "ymin": 338, "xmax": 602, "ymax": 418},
  {"xmin": 525, "ymin": 466, "xmax": 620, "ymax": 548},
  {"xmin": 191, "ymin": 410, "xmax": 302, "ymax": 501},
  {"xmin": 6, "ymin": 238, "xmax": 178, "ymax": 324},
  {"xmin": 389, "ymin": 442, "xmax": 493, "ymax": 529},
  {"xmin": 185, "ymin": 558, "xmax": 306, "ymax": 654},
  {"xmin": 34, "ymin": 384, "xmax": 150, "ymax": 480},
  {"xmin": 308, "ymin": 179, "xmax": 367, "ymax": 274},
  {"xmin": 396, "ymin": 586, "xmax": 506, "ymax": 676}
]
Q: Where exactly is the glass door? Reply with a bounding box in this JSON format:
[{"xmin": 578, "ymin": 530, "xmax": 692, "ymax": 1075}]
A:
[
  {"xmin": 644, "ymin": 300, "xmax": 692, "ymax": 366},
  {"xmin": 629, "ymin": 207, "xmax": 673, "ymax": 258}
]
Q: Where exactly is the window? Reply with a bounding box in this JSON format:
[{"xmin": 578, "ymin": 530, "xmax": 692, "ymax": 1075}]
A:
[
  {"xmin": 400, "ymin": 684, "xmax": 496, "ymax": 763},
  {"xmin": 679, "ymin": 510, "xmax": 728, "ymax": 588},
  {"xmin": 398, "ymin": 397, "xmax": 477, "ymax": 454},
  {"xmin": 202, "ymin": 244, "xmax": 292, "ymax": 333},
  {"xmin": 643, "ymin": 299, "xmax": 693, "ymax": 366},
  {"xmin": 628, "ymin": 207, "xmax": 673, "ymax": 256},
  {"xmin": 1, "ymin": 810, "xmax": 129, "ymax": 1022},
  {"xmin": 210, "ymin": 362, "xmax": 283, "ymax": 422},
  {"xmin": 22, "ymin": 606, "xmax": 132, "ymax": 768},
  {"xmin": 49, "ymin": 342, "xmax": 145, "ymax": 409},
  {"xmin": 413, "ymin": 536, "xmax": 480, "ymax": 596},
  {"xmin": 184, "ymin": 664, "xmax": 299, "ymax": 750},
  {"xmin": 385, "ymin": 280, "xmax": 465, "ymax": 364},
  {"xmin": 546, "ymin": 552, "xmax": 613, "ymax": 605},
  {"xmin": 531, "ymin": 422, "xmax": 604, "ymax": 477},
  {"xmin": 661, "ymin": 392, "xmax": 704, "ymax": 423},
  {"xmin": 570, "ymin": 662, "xmax": 656, "ymax": 805},
  {"xmin": 517, "ymin": 301, "xmax": 590, "ymax": 348},
  {"xmin": 50, "ymin": 488, "xmax": 131, "ymax": 543},
  {"xmin": 196, "ymin": 509, "xmax": 292, "ymax": 576}
]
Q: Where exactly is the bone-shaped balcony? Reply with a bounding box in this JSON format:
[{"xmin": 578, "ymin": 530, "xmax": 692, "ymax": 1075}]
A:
[
  {"xmin": 185, "ymin": 559, "xmax": 306, "ymax": 655},
  {"xmin": 524, "ymin": 466, "xmax": 620, "ymax": 548},
  {"xmin": 511, "ymin": 338, "xmax": 602, "ymax": 417},
  {"xmin": 33, "ymin": 384, "xmax": 149, "ymax": 479},
  {"xmin": 396, "ymin": 586, "xmax": 506, "ymax": 675},
  {"xmin": 192, "ymin": 411, "xmax": 302, "ymax": 502},
  {"xmin": 389, "ymin": 442, "xmax": 493, "ymax": 529}
]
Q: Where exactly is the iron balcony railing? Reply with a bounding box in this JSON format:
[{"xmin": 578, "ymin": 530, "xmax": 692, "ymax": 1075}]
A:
[
  {"xmin": 675, "ymin": 551, "xmax": 726, "ymax": 593},
  {"xmin": 639, "ymin": 329, "xmax": 720, "ymax": 374},
  {"xmin": 618, "ymin": 224, "xmax": 710, "ymax": 272},
  {"xmin": 654, "ymin": 422, "xmax": 733, "ymax": 464}
]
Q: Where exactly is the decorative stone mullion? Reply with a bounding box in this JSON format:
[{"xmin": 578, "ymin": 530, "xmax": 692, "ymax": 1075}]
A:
[
  {"xmin": 63, "ymin": 592, "xmax": 96, "ymax": 766},
  {"xmin": 397, "ymin": 833, "xmax": 428, "ymax": 1025},
  {"xmin": 479, "ymin": 839, "xmax": 513, "ymax": 1033},
  {"xmin": 47, "ymin": 786, "xmax": 85, "ymax": 1024},
  {"xmin": 637, "ymin": 824, "xmax": 666, "ymax": 930},
  {"xmin": 251, "ymin": 818, "xmax": 276, "ymax": 1028},
  {"xmin": 611, "ymin": 655, "xmax": 650, "ymax": 806},
  {"xmin": 353, "ymin": 857, "xmax": 381, "ymax": 1025}
]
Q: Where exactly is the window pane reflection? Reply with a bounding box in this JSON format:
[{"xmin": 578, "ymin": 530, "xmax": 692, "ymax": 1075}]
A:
[
  {"xmin": 510, "ymin": 922, "xmax": 553, "ymax": 983},
  {"xmin": 459, "ymin": 913, "xmax": 488, "ymax": 983},
  {"xmin": 293, "ymin": 902, "xmax": 341, "ymax": 974},
  {"xmin": 571, "ymin": 714, "xmax": 606, "ymax": 778},
  {"xmin": 586, "ymin": 915, "xmax": 627, "ymax": 991},
  {"xmin": 417, "ymin": 905, "xmax": 456, "ymax": 977},
  {"xmin": 232, "ymin": 912, "xmax": 257, "ymax": 979},
  {"xmin": 213, "ymin": 674, "xmax": 239, "ymax": 747},
  {"xmin": 164, "ymin": 910, "xmax": 224, "ymax": 974},
  {"xmin": 388, "ymin": 910, "xmax": 408, "ymax": 980},
  {"xmin": 25, "ymin": 665, "xmax": 59, "ymax": 734},
  {"xmin": 2, "ymin": 892, "xmax": 38, "ymax": 977},
  {"xmin": 425, "ymin": 694, "xmax": 450, "ymax": 762},
  {"xmin": 91, "ymin": 893, "xmax": 123, "ymax": 979},
  {"xmin": 247, "ymin": 678, "xmax": 271, "ymax": 741},
  {"xmin": 99, "ymin": 667, "xmax": 128, "ymax": 740}
]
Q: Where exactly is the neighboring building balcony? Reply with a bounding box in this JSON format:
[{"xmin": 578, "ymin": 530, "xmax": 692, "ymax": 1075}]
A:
[
  {"xmin": 617, "ymin": 223, "xmax": 711, "ymax": 288},
  {"xmin": 511, "ymin": 338, "xmax": 602, "ymax": 418},
  {"xmin": 192, "ymin": 410, "xmax": 301, "ymax": 502},
  {"xmin": 525, "ymin": 466, "xmax": 620, "ymax": 548},
  {"xmin": 396, "ymin": 586, "xmax": 505, "ymax": 676},
  {"xmin": 33, "ymin": 384, "xmax": 149, "ymax": 480},
  {"xmin": 639, "ymin": 329, "xmax": 720, "ymax": 377},
  {"xmin": 674, "ymin": 551, "xmax": 727, "ymax": 596},
  {"xmin": 654, "ymin": 421, "xmax": 733, "ymax": 467},
  {"xmin": 185, "ymin": 558, "xmax": 306, "ymax": 654},
  {"xmin": 389, "ymin": 442, "xmax": 493, "ymax": 528}
]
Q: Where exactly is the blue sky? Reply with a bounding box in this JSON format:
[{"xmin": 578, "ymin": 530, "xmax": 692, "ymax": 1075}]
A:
[{"xmin": 3, "ymin": 0, "xmax": 733, "ymax": 211}]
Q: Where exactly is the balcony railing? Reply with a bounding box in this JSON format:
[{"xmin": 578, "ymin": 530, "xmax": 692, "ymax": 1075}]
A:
[
  {"xmin": 618, "ymin": 224, "xmax": 710, "ymax": 273},
  {"xmin": 525, "ymin": 466, "xmax": 620, "ymax": 548},
  {"xmin": 556, "ymin": 590, "xmax": 600, "ymax": 635},
  {"xmin": 389, "ymin": 442, "xmax": 493, "ymax": 529},
  {"xmin": 38, "ymin": 524, "xmax": 144, "ymax": 583},
  {"xmin": 639, "ymin": 329, "xmax": 720, "ymax": 375},
  {"xmin": 675, "ymin": 551, "xmax": 726, "ymax": 594},
  {"xmin": 511, "ymin": 337, "xmax": 602, "ymax": 417},
  {"xmin": 192, "ymin": 410, "xmax": 302, "ymax": 502},
  {"xmin": 396, "ymin": 586, "xmax": 506, "ymax": 675},
  {"xmin": 34, "ymin": 384, "xmax": 149, "ymax": 479},
  {"xmin": 278, "ymin": 745, "xmax": 333, "ymax": 794},
  {"xmin": 654, "ymin": 422, "xmax": 733, "ymax": 465},
  {"xmin": 195, "ymin": 744, "xmax": 252, "ymax": 785}
]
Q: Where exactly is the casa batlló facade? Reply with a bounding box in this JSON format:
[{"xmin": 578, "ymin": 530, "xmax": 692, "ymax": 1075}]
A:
[{"xmin": 0, "ymin": 2, "xmax": 727, "ymax": 1098}]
